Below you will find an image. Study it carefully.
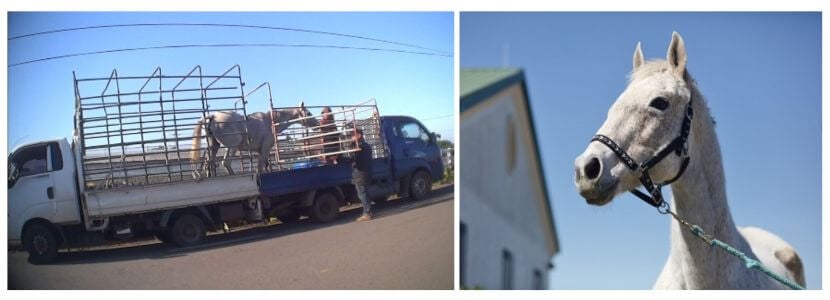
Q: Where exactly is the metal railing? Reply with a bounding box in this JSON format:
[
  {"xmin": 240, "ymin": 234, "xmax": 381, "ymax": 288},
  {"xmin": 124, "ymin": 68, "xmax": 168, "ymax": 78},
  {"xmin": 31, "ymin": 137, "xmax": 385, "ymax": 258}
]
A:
[
  {"xmin": 74, "ymin": 65, "xmax": 387, "ymax": 189},
  {"xmin": 74, "ymin": 65, "xmax": 256, "ymax": 190},
  {"xmin": 265, "ymin": 94, "xmax": 387, "ymax": 171}
]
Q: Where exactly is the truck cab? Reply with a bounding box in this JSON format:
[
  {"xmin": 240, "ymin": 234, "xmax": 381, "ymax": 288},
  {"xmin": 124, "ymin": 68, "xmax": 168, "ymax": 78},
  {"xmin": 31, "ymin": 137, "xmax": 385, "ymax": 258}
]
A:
[
  {"xmin": 8, "ymin": 139, "xmax": 81, "ymax": 247},
  {"xmin": 380, "ymin": 115, "xmax": 444, "ymax": 197}
]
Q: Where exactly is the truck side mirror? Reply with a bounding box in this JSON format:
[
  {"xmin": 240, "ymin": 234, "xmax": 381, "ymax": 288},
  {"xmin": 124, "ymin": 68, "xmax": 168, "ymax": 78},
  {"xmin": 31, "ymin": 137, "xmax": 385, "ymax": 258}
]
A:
[{"xmin": 8, "ymin": 166, "xmax": 18, "ymax": 188}]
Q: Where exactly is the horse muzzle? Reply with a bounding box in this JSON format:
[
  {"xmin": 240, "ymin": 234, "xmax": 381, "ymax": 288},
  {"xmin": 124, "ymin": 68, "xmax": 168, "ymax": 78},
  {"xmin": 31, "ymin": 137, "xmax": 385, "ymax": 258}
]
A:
[{"xmin": 574, "ymin": 150, "xmax": 618, "ymax": 206}]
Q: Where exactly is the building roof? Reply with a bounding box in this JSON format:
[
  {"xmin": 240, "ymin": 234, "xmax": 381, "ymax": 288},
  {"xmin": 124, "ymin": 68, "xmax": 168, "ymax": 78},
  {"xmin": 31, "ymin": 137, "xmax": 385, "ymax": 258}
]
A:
[
  {"xmin": 460, "ymin": 68, "xmax": 560, "ymax": 256},
  {"xmin": 460, "ymin": 68, "xmax": 522, "ymax": 98}
]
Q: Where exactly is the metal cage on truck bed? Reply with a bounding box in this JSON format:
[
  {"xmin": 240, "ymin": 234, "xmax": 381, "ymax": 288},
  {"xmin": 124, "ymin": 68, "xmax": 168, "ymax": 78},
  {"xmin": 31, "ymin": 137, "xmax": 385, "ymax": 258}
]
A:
[
  {"xmin": 73, "ymin": 65, "xmax": 257, "ymax": 190},
  {"xmin": 75, "ymin": 65, "xmax": 388, "ymax": 192},
  {"xmin": 255, "ymin": 82, "xmax": 388, "ymax": 171}
]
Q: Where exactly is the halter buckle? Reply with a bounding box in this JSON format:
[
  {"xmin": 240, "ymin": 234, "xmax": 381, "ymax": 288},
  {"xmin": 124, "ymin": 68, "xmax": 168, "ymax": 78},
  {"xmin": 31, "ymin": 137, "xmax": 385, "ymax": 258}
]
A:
[{"xmin": 650, "ymin": 183, "xmax": 663, "ymax": 199}]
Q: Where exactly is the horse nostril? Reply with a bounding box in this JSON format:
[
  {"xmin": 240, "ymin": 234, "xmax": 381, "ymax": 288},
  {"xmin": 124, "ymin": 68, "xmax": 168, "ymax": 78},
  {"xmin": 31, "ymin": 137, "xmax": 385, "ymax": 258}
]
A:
[{"xmin": 584, "ymin": 157, "xmax": 601, "ymax": 180}]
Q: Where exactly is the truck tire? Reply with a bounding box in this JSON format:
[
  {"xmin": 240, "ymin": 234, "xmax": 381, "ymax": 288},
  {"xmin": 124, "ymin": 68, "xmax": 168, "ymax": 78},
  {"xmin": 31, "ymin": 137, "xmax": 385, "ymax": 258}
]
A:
[
  {"xmin": 409, "ymin": 170, "xmax": 432, "ymax": 200},
  {"xmin": 170, "ymin": 214, "xmax": 206, "ymax": 247},
  {"xmin": 23, "ymin": 223, "xmax": 59, "ymax": 264},
  {"xmin": 310, "ymin": 192, "xmax": 339, "ymax": 223}
]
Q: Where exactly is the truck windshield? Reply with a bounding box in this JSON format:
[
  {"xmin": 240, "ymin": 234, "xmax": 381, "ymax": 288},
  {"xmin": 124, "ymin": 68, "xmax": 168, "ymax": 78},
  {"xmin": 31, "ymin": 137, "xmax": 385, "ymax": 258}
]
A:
[
  {"xmin": 9, "ymin": 145, "xmax": 48, "ymax": 183},
  {"xmin": 400, "ymin": 122, "xmax": 430, "ymax": 144}
]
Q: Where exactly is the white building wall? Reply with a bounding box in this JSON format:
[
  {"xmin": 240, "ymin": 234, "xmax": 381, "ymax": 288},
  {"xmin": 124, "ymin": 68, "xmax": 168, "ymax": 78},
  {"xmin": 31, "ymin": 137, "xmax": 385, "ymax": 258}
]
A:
[{"xmin": 460, "ymin": 84, "xmax": 552, "ymax": 289}]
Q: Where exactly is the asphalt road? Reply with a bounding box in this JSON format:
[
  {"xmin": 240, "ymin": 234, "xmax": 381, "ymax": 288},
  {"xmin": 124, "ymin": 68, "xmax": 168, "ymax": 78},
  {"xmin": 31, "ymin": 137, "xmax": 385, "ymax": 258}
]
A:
[{"xmin": 8, "ymin": 184, "xmax": 454, "ymax": 290}]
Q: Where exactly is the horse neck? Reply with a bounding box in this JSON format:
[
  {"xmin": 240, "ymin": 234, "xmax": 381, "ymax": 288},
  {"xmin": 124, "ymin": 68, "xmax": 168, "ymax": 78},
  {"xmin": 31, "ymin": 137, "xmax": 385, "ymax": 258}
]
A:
[
  {"xmin": 272, "ymin": 110, "xmax": 297, "ymax": 133},
  {"xmin": 667, "ymin": 84, "xmax": 750, "ymax": 287},
  {"xmin": 671, "ymin": 93, "xmax": 734, "ymax": 233}
]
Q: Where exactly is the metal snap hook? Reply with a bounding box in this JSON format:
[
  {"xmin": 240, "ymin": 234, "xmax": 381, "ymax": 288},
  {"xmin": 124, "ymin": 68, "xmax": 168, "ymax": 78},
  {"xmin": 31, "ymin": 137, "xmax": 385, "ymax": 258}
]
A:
[{"xmin": 657, "ymin": 201, "xmax": 671, "ymax": 214}]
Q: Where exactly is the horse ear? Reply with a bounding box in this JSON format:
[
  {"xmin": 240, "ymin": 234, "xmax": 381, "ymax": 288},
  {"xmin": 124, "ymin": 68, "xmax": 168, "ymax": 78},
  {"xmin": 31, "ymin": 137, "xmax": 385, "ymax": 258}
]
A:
[
  {"xmin": 633, "ymin": 41, "xmax": 644, "ymax": 71},
  {"xmin": 299, "ymin": 100, "xmax": 305, "ymax": 108},
  {"xmin": 666, "ymin": 31, "xmax": 687, "ymax": 78}
]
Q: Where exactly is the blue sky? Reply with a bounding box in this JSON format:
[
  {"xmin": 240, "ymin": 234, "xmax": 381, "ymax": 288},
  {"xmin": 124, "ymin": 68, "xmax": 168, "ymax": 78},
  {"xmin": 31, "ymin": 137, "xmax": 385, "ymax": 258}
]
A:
[
  {"xmin": 7, "ymin": 12, "xmax": 454, "ymax": 152},
  {"xmin": 461, "ymin": 12, "xmax": 821, "ymax": 289}
]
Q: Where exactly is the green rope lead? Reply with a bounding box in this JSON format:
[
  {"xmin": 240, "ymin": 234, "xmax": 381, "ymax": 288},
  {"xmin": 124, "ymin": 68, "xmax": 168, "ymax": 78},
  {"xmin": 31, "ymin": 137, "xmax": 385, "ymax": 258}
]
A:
[{"xmin": 689, "ymin": 225, "xmax": 805, "ymax": 290}]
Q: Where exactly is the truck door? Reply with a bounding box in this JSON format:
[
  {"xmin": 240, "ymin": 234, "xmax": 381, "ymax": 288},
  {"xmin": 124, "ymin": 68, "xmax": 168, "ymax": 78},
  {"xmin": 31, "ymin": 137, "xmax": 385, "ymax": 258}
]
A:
[
  {"xmin": 8, "ymin": 143, "xmax": 54, "ymax": 240},
  {"xmin": 48, "ymin": 141, "xmax": 80, "ymax": 225},
  {"xmin": 390, "ymin": 119, "xmax": 434, "ymax": 177},
  {"xmin": 8, "ymin": 142, "xmax": 79, "ymax": 241}
]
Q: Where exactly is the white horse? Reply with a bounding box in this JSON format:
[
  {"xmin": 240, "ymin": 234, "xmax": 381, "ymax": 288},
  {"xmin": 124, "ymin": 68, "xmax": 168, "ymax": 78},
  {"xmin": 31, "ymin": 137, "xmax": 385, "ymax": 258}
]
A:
[
  {"xmin": 191, "ymin": 101, "xmax": 320, "ymax": 176},
  {"xmin": 573, "ymin": 32, "xmax": 805, "ymax": 289}
]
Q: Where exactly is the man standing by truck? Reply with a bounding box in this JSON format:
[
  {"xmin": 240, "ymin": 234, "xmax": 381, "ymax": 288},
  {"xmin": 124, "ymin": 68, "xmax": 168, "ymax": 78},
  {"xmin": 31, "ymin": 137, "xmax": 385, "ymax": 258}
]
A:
[{"xmin": 352, "ymin": 128, "xmax": 373, "ymax": 221}]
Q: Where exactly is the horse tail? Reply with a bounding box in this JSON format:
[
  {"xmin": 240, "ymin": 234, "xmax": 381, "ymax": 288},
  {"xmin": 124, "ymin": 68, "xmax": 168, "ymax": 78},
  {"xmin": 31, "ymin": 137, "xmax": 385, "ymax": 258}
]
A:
[{"xmin": 191, "ymin": 116, "xmax": 205, "ymax": 162}]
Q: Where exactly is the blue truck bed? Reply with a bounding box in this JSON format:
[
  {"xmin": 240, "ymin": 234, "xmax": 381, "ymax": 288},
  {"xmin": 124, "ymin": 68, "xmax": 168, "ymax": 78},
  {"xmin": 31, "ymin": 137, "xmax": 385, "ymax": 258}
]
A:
[
  {"xmin": 259, "ymin": 163, "xmax": 353, "ymax": 197},
  {"xmin": 259, "ymin": 158, "xmax": 392, "ymax": 198}
]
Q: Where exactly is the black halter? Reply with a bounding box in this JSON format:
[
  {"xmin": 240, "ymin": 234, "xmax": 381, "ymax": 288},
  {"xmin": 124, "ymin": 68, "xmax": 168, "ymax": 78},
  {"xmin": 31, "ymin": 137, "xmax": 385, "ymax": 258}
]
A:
[{"xmin": 591, "ymin": 98, "xmax": 694, "ymax": 208}]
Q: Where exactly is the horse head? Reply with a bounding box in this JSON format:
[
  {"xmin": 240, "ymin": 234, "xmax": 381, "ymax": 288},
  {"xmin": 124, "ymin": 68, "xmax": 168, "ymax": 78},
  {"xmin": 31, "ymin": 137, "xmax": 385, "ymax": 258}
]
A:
[
  {"xmin": 295, "ymin": 101, "xmax": 320, "ymax": 128},
  {"xmin": 574, "ymin": 32, "xmax": 694, "ymax": 206}
]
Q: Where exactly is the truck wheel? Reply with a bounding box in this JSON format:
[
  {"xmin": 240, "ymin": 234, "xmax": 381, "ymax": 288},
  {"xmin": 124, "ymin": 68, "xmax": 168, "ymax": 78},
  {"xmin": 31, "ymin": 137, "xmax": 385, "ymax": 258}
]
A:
[
  {"xmin": 409, "ymin": 170, "xmax": 432, "ymax": 200},
  {"xmin": 276, "ymin": 210, "xmax": 302, "ymax": 224},
  {"xmin": 170, "ymin": 214, "xmax": 206, "ymax": 247},
  {"xmin": 23, "ymin": 223, "xmax": 59, "ymax": 264},
  {"xmin": 310, "ymin": 192, "xmax": 339, "ymax": 223}
]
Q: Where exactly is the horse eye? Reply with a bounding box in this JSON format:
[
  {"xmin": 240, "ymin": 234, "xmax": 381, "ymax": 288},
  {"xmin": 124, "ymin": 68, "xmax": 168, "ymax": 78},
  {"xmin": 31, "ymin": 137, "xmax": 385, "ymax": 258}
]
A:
[{"xmin": 649, "ymin": 97, "xmax": 670, "ymax": 111}]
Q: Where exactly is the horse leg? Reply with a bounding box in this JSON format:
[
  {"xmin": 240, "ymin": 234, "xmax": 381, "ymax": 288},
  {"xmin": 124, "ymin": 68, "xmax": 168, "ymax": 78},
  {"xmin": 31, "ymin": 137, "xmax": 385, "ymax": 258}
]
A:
[
  {"xmin": 208, "ymin": 137, "xmax": 221, "ymax": 177},
  {"xmin": 261, "ymin": 139, "xmax": 275, "ymax": 173},
  {"xmin": 223, "ymin": 147, "xmax": 237, "ymax": 175},
  {"xmin": 255, "ymin": 147, "xmax": 266, "ymax": 173}
]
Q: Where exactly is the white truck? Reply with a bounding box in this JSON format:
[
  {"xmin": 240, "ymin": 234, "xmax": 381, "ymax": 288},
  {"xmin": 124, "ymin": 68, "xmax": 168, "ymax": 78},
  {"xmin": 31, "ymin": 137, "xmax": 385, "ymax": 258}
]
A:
[{"xmin": 9, "ymin": 66, "xmax": 273, "ymax": 263}]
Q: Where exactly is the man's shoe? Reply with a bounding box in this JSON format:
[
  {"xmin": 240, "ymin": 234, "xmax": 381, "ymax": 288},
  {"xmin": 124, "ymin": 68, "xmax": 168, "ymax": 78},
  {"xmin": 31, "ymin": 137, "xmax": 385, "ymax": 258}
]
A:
[{"xmin": 356, "ymin": 214, "xmax": 372, "ymax": 222}]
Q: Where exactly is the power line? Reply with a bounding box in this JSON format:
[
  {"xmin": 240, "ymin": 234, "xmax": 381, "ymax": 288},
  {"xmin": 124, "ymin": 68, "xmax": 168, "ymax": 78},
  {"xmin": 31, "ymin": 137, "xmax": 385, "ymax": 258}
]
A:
[
  {"xmin": 8, "ymin": 43, "xmax": 452, "ymax": 68},
  {"xmin": 8, "ymin": 23, "xmax": 452, "ymax": 56}
]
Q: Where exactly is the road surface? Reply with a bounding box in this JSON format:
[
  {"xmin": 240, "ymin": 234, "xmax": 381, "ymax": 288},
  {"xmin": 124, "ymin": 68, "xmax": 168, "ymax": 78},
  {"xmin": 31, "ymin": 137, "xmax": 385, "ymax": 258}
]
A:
[{"xmin": 8, "ymin": 184, "xmax": 454, "ymax": 290}]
